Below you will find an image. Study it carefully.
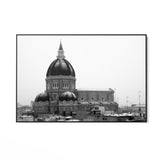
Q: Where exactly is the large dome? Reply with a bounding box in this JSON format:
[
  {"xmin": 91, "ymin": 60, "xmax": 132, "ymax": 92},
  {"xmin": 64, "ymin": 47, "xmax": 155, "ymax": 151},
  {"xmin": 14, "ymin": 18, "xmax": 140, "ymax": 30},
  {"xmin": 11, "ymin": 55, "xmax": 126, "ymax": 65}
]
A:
[{"xmin": 46, "ymin": 58, "xmax": 75, "ymax": 77}]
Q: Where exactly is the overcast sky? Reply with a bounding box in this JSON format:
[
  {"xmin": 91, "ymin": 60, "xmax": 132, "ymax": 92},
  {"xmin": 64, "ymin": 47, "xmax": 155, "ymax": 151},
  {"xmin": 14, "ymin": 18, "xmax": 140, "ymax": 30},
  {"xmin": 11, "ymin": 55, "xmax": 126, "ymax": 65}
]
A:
[{"xmin": 17, "ymin": 35, "xmax": 146, "ymax": 106}]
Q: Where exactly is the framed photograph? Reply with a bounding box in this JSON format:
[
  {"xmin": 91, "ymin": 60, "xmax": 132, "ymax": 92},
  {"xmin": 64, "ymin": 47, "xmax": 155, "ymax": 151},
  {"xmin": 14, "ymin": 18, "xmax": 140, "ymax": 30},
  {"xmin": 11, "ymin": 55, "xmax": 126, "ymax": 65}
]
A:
[{"xmin": 16, "ymin": 34, "xmax": 147, "ymax": 122}]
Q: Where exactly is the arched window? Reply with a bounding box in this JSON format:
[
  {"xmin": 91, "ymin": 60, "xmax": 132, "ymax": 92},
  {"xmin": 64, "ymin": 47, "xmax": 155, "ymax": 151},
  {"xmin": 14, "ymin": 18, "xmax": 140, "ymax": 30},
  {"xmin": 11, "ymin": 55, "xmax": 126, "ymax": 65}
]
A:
[
  {"xmin": 52, "ymin": 83, "xmax": 54, "ymax": 89},
  {"xmin": 63, "ymin": 82, "xmax": 69, "ymax": 89},
  {"xmin": 52, "ymin": 82, "xmax": 59, "ymax": 89},
  {"xmin": 65, "ymin": 83, "xmax": 68, "ymax": 89},
  {"xmin": 63, "ymin": 83, "xmax": 65, "ymax": 89},
  {"xmin": 56, "ymin": 83, "xmax": 59, "ymax": 89}
]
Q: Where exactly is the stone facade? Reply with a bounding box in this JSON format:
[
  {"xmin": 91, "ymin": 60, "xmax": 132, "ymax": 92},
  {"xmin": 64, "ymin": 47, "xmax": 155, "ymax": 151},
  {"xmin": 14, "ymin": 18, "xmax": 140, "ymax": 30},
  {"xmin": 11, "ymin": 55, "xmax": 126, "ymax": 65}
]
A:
[
  {"xmin": 33, "ymin": 101, "xmax": 49, "ymax": 114},
  {"xmin": 46, "ymin": 75, "xmax": 76, "ymax": 102},
  {"xmin": 77, "ymin": 90, "xmax": 114, "ymax": 102},
  {"xmin": 33, "ymin": 43, "xmax": 118, "ymax": 116}
]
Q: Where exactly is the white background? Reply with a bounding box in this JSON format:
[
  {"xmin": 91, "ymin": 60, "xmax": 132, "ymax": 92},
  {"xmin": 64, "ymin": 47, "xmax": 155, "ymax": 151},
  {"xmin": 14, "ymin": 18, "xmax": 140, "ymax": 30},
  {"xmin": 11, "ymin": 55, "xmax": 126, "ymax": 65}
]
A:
[{"xmin": 0, "ymin": 0, "xmax": 159, "ymax": 160}]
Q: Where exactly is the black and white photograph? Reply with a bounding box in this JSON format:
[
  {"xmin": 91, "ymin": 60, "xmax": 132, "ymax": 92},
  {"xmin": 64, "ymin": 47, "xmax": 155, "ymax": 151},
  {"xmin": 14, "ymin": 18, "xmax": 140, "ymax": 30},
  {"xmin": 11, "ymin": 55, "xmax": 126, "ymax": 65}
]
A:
[
  {"xmin": 2, "ymin": 0, "xmax": 160, "ymax": 160},
  {"xmin": 17, "ymin": 34, "xmax": 147, "ymax": 122}
]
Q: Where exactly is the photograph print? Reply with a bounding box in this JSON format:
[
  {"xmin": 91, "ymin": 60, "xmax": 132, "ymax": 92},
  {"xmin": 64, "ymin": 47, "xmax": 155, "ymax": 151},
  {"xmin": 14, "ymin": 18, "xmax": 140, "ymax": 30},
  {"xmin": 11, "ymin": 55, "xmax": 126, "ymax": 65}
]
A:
[{"xmin": 16, "ymin": 34, "xmax": 147, "ymax": 122}]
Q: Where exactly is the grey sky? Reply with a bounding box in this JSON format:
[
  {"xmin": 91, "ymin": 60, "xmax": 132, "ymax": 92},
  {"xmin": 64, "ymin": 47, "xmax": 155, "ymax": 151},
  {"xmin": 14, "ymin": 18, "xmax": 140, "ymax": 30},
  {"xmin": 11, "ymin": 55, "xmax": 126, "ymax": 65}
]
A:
[{"xmin": 17, "ymin": 35, "xmax": 146, "ymax": 106}]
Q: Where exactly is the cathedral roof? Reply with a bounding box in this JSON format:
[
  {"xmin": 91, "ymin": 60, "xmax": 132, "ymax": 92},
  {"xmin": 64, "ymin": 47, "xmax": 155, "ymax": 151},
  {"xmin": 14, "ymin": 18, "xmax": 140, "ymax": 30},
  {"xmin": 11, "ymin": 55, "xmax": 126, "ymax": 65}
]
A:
[
  {"xmin": 46, "ymin": 42, "xmax": 75, "ymax": 77},
  {"xmin": 59, "ymin": 91, "xmax": 77, "ymax": 101},
  {"xmin": 35, "ymin": 92, "xmax": 49, "ymax": 102},
  {"xmin": 46, "ymin": 58, "xmax": 75, "ymax": 77}
]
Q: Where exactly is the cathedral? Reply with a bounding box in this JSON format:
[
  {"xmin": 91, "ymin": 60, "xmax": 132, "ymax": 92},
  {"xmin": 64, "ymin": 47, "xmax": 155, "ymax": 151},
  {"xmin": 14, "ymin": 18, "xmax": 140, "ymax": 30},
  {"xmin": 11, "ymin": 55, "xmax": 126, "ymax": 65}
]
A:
[{"xmin": 33, "ymin": 42, "xmax": 118, "ymax": 117}]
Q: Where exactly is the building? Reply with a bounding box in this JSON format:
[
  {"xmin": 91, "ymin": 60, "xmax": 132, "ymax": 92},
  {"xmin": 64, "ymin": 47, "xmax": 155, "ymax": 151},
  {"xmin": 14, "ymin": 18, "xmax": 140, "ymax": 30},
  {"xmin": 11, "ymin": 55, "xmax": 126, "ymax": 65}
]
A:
[
  {"xmin": 33, "ymin": 42, "xmax": 118, "ymax": 116},
  {"xmin": 119, "ymin": 104, "xmax": 146, "ymax": 117}
]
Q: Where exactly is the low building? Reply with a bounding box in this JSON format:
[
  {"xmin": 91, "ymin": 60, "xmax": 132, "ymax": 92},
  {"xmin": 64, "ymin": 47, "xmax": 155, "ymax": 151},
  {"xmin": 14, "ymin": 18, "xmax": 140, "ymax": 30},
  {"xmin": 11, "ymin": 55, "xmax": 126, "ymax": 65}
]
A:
[{"xmin": 118, "ymin": 104, "xmax": 146, "ymax": 118}]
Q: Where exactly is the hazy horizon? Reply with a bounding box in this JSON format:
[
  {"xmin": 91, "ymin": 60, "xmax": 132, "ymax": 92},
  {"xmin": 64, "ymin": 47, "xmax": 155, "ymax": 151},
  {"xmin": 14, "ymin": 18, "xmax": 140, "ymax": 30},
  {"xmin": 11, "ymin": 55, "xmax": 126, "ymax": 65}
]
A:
[{"xmin": 17, "ymin": 35, "xmax": 146, "ymax": 107}]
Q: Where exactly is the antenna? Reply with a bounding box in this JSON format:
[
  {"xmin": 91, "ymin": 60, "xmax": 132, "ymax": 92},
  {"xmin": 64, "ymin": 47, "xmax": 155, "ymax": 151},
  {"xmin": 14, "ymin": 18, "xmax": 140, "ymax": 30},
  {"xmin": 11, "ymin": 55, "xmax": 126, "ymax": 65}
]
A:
[{"xmin": 139, "ymin": 91, "xmax": 141, "ymax": 105}]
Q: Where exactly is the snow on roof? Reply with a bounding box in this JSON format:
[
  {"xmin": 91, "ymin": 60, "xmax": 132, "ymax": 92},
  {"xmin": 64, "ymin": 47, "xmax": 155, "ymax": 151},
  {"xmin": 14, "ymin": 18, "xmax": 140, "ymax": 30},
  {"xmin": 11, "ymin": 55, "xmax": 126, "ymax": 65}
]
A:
[{"xmin": 77, "ymin": 88, "xmax": 114, "ymax": 91}]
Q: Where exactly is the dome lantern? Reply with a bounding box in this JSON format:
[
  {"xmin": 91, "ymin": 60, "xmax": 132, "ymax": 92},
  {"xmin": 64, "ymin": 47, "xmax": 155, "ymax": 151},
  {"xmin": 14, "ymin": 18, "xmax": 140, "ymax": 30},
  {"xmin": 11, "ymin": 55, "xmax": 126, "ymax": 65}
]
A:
[{"xmin": 57, "ymin": 42, "xmax": 65, "ymax": 59}]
